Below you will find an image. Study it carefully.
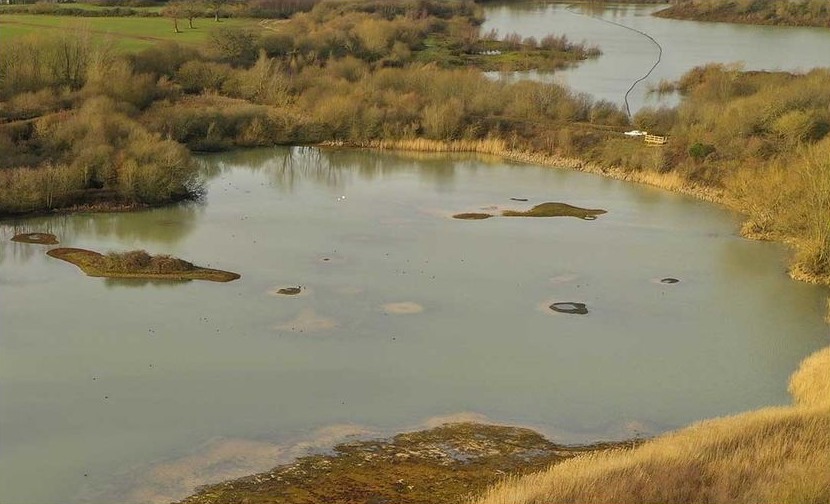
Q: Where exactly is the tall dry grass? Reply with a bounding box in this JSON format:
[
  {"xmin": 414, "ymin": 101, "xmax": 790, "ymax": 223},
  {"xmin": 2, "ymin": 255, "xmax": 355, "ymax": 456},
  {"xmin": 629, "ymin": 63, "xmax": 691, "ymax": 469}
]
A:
[{"xmin": 474, "ymin": 346, "xmax": 830, "ymax": 504}]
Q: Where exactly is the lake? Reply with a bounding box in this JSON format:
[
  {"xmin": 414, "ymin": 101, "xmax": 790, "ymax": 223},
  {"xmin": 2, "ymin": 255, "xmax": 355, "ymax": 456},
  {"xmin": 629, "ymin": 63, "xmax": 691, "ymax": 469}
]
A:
[{"xmin": 1, "ymin": 147, "xmax": 827, "ymax": 504}]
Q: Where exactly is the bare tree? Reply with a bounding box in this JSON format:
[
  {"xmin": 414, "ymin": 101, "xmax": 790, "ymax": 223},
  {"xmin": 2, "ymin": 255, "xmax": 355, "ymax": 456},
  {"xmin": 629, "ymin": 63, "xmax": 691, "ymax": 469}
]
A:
[
  {"xmin": 205, "ymin": 0, "xmax": 233, "ymax": 22},
  {"xmin": 181, "ymin": 0, "xmax": 203, "ymax": 29},
  {"xmin": 161, "ymin": 2, "xmax": 184, "ymax": 33}
]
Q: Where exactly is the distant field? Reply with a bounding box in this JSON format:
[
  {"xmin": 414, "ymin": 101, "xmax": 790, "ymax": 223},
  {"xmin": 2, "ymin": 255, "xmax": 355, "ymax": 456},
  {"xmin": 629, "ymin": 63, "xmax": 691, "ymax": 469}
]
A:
[
  {"xmin": 0, "ymin": 14, "xmax": 261, "ymax": 51},
  {"xmin": 0, "ymin": 2, "xmax": 162, "ymax": 12}
]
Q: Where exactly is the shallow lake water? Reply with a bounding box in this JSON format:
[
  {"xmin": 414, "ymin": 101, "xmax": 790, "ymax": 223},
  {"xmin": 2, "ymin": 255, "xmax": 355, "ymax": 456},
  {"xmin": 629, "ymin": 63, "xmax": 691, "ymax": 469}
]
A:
[
  {"xmin": 482, "ymin": 2, "xmax": 830, "ymax": 112},
  {"xmin": 1, "ymin": 147, "xmax": 828, "ymax": 503}
]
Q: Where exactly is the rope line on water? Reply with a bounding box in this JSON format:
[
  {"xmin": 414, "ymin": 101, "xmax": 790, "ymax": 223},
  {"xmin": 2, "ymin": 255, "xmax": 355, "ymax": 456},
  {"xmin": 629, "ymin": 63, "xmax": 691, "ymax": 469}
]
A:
[{"xmin": 564, "ymin": 4, "xmax": 663, "ymax": 117}]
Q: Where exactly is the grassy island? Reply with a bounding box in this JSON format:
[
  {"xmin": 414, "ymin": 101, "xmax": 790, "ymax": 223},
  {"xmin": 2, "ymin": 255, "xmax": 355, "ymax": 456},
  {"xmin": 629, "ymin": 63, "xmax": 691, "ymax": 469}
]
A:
[
  {"xmin": 46, "ymin": 248, "xmax": 240, "ymax": 282},
  {"xmin": 11, "ymin": 232, "xmax": 59, "ymax": 244},
  {"xmin": 502, "ymin": 202, "xmax": 607, "ymax": 219}
]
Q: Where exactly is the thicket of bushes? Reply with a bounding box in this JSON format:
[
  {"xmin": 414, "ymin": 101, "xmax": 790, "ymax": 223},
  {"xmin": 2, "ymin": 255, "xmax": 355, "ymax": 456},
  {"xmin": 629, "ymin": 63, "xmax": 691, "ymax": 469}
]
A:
[
  {"xmin": 102, "ymin": 250, "xmax": 195, "ymax": 273},
  {"xmin": 0, "ymin": 34, "xmax": 199, "ymax": 214}
]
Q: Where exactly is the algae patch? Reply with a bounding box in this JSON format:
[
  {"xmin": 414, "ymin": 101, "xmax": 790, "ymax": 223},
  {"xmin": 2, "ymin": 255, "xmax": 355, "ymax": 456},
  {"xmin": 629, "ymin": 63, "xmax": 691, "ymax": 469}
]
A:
[
  {"xmin": 177, "ymin": 422, "xmax": 635, "ymax": 504},
  {"xmin": 11, "ymin": 232, "xmax": 59, "ymax": 245},
  {"xmin": 46, "ymin": 248, "xmax": 240, "ymax": 282},
  {"xmin": 503, "ymin": 202, "xmax": 607, "ymax": 220}
]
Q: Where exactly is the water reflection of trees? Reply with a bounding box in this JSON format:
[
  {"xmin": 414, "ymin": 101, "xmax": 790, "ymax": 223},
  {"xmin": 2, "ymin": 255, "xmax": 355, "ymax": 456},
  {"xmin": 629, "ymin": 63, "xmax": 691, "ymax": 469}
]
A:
[
  {"xmin": 0, "ymin": 204, "xmax": 202, "ymax": 266},
  {"xmin": 103, "ymin": 277, "xmax": 191, "ymax": 289},
  {"xmin": 196, "ymin": 146, "xmax": 502, "ymax": 193}
]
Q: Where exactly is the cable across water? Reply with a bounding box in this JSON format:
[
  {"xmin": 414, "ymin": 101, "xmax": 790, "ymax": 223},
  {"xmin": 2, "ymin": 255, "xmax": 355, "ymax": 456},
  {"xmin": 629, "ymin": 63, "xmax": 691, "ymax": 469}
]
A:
[{"xmin": 565, "ymin": 4, "xmax": 663, "ymax": 117}]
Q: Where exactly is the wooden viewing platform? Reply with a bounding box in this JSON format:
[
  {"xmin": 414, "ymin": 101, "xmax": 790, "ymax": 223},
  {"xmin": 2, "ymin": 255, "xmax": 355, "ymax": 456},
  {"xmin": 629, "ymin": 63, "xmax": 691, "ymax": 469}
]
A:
[{"xmin": 644, "ymin": 134, "xmax": 668, "ymax": 145}]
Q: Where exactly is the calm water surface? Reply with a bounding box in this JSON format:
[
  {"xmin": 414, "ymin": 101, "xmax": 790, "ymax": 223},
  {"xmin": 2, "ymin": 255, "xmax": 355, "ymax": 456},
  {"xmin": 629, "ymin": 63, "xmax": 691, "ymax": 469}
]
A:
[
  {"xmin": 482, "ymin": 2, "xmax": 830, "ymax": 111},
  {"xmin": 1, "ymin": 147, "xmax": 827, "ymax": 503}
]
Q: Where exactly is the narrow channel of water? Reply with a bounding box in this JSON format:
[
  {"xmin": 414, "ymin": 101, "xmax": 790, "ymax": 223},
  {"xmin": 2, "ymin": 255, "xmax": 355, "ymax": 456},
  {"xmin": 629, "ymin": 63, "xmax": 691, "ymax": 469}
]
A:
[
  {"xmin": 1, "ymin": 147, "xmax": 827, "ymax": 504},
  {"xmin": 482, "ymin": 2, "xmax": 830, "ymax": 111}
]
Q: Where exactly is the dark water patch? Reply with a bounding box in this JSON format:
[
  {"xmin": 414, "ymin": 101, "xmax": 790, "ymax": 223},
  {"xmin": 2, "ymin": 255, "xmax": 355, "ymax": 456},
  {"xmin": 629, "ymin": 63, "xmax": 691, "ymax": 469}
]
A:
[
  {"xmin": 11, "ymin": 232, "xmax": 59, "ymax": 245},
  {"xmin": 277, "ymin": 286, "xmax": 303, "ymax": 295},
  {"xmin": 550, "ymin": 302, "xmax": 589, "ymax": 315},
  {"xmin": 453, "ymin": 213, "xmax": 494, "ymax": 220},
  {"xmin": 510, "ymin": 197, "xmax": 529, "ymax": 202},
  {"xmin": 660, "ymin": 278, "xmax": 680, "ymax": 284},
  {"xmin": 502, "ymin": 202, "xmax": 606, "ymax": 220}
]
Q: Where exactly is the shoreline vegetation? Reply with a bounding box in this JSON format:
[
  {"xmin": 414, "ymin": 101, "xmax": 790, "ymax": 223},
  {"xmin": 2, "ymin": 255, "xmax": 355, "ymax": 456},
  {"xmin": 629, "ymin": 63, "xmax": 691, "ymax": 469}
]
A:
[
  {"xmin": 654, "ymin": 0, "xmax": 830, "ymax": 28},
  {"xmin": 177, "ymin": 423, "xmax": 639, "ymax": 504},
  {"xmin": 46, "ymin": 248, "xmax": 241, "ymax": 282}
]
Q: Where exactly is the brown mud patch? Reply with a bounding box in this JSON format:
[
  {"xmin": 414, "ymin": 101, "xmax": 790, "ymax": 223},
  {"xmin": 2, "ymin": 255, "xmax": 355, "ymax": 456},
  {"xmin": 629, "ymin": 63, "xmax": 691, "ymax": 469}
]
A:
[
  {"xmin": 46, "ymin": 248, "xmax": 240, "ymax": 282},
  {"xmin": 502, "ymin": 202, "xmax": 607, "ymax": 220},
  {"xmin": 177, "ymin": 422, "xmax": 636, "ymax": 504},
  {"xmin": 452, "ymin": 212, "xmax": 493, "ymax": 220},
  {"xmin": 11, "ymin": 232, "xmax": 58, "ymax": 245}
]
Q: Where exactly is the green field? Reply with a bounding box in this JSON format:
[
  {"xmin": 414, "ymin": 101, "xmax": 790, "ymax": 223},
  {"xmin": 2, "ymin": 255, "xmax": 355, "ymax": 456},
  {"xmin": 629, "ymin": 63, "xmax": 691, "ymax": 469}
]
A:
[
  {"xmin": 0, "ymin": 2, "xmax": 163, "ymax": 13},
  {"xmin": 0, "ymin": 14, "xmax": 261, "ymax": 51}
]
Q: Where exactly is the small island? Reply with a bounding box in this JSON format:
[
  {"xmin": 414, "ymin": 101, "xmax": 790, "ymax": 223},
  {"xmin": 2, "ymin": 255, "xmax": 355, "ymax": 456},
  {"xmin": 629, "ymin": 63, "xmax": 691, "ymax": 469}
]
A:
[
  {"xmin": 11, "ymin": 232, "xmax": 59, "ymax": 245},
  {"xmin": 46, "ymin": 248, "xmax": 240, "ymax": 283},
  {"xmin": 454, "ymin": 203, "xmax": 607, "ymax": 221},
  {"xmin": 503, "ymin": 202, "xmax": 607, "ymax": 220},
  {"xmin": 452, "ymin": 212, "xmax": 494, "ymax": 220}
]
